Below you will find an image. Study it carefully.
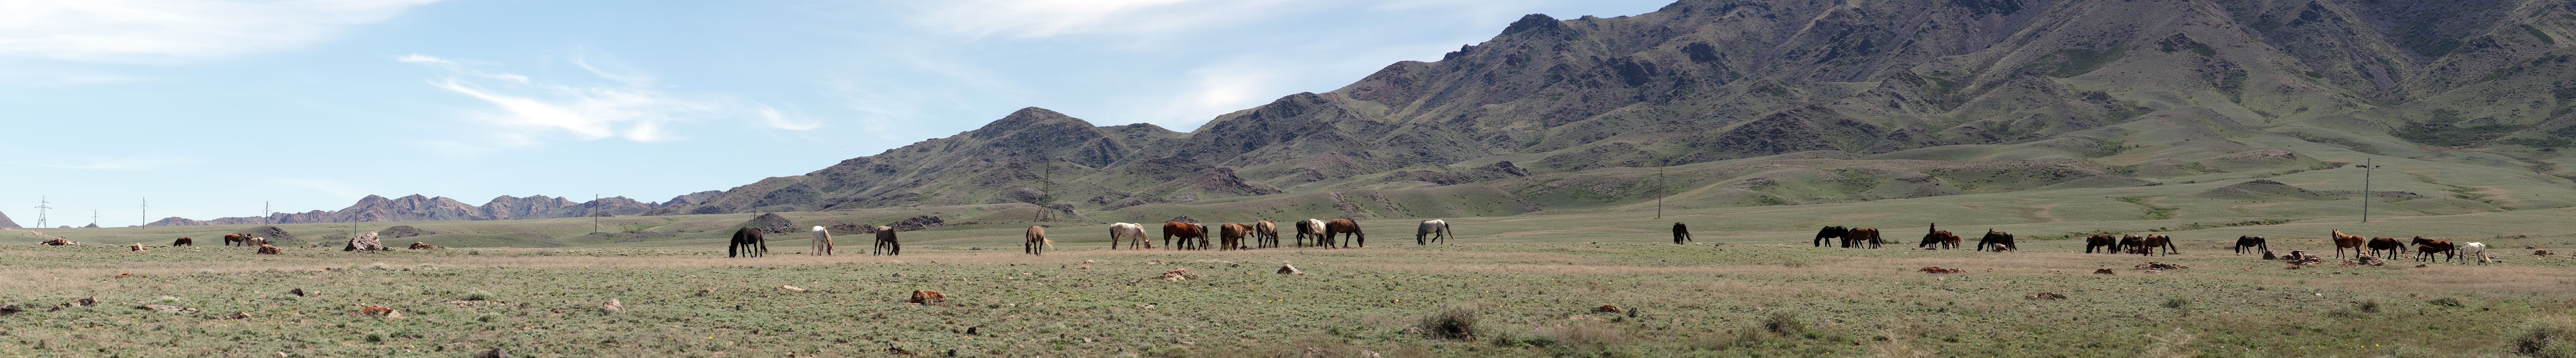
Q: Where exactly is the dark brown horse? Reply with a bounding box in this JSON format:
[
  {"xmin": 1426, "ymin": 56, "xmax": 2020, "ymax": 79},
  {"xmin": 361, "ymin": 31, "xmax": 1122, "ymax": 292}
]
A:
[
  {"xmin": 1917, "ymin": 224, "xmax": 1960, "ymax": 250},
  {"xmin": 2364, "ymin": 237, "xmax": 2404, "ymax": 258},
  {"xmin": 2086, "ymin": 234, "xmax": 2118, "ymax": 253},
  {"xmin": 1813, "ymin": 226, "xmax": 1848, "ymax": 247},
  {"xmin": 171, "ymin": 237, "xmax": 193, "ymax": 246},
  {"xmin": 2413, "ymin": 237, "xmax": 2455, "ymax": 262},
  {"xmin": 1326, "ymin": 219, "xmax": 1365, "ymax": 248},
  {"xmin": 1219, "ymin": 223, "xmax": 1252, "ymax": 251},
  {"xmin": 2234, "ymin": 236, "xmax": 2268, "ymax": 255},
  {"xmin": 874, "ymin": 225, "xmax": 900, "ymax": 256},
  {"xmin": 727, "ymin": 227, "xmax": 767, "ymax": 258},
  {"xmin": 1164, "ymin": 222, "xmax": 1210, "ymax": 250},
  {"xmin": 2118, "ymin": 235, "xmax": 2146, "ymax": 254},
  {"xmin": 1673, "ymin": 222, "xmax": 1692, "ymax": 245},
  {"xmin": 1976, "ymin": 229, "xmax": 2016, "ymax": 252}
]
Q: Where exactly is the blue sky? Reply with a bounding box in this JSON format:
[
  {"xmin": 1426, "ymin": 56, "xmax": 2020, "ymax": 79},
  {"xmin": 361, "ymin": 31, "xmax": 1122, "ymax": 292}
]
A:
[{"xmin": 0, "ymin": 0, "xmax": 1671, "ymax": 226}]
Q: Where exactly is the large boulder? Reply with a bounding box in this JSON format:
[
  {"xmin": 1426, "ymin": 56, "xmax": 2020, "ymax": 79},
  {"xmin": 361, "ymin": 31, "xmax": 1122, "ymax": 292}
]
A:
[{"xmin": 342, "ymin": 231, "xmax": 388, "ymax": 251}]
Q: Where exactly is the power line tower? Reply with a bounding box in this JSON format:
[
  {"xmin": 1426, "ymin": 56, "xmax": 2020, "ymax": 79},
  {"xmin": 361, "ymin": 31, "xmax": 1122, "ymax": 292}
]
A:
[
  {"xmin": 33, "ymin": 196, "xmax": 50, "ymax": 228},
  {"xmin": 264, "ymin": 202, "xmax": 271, "ymax": 224},
  {"xmin": 1034, "ymin": 155, "xmax": 1060, "ymax": 221},
  {"xmin": 90, "ymin": 210, "xmax": 98, "ymax": 228}
]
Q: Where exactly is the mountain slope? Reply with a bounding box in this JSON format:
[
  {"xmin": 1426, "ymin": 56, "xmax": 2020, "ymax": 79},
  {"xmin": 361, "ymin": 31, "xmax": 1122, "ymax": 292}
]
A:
[{"xmin": 645, "ymin": 0, "xmax": 2576, "ymax": 222}]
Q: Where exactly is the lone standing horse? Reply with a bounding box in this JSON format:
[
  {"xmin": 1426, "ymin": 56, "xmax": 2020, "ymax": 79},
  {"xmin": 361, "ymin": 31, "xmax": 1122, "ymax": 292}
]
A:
[
  {"xmin": 810, "ymin": 226, "xmax": 834, "ymax": 256},
  {"xmin": 1673, "ymin": 222, "xmax": 1692, "ymax": 245},
  {"xmin": 728, "ymin": 227, "xmax": 767, "ymax": 258},
  {"xmin": 1024, "ymin": 226, "xmax": 1051, "ymax": 255},
  {"xmin": 1417, "ymin": 219, "xmax": 1452, "ymax": 245},
  {"xmin": 874, "ymin": 226, "xmax": 900, "ymax": 256}
]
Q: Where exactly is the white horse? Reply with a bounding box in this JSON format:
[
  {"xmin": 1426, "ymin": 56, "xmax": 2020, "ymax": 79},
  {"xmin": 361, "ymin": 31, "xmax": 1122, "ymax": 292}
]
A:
[
  {"xmin": 1299, "ymin": 219, "xmax": 1328, "ymax": 247},
  {"xmin": 2463, "ymin": 242, "xmax": 2489, "ymax": 264},
  {"xmin": 1108, "ymin": 223, "xmax": 1149, "ymax": 249},
  {"xmin": 1416, "ymin": 219, "xmax": 1452, "ymax": 245},
  {"xmin": 810, "ymin": 226, "xmax": 833, "ymax": 256}
]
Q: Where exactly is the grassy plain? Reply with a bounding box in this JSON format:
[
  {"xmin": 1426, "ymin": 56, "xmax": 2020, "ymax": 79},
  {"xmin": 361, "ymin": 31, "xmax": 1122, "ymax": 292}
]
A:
[{"xmin": 10, "ymin": 199, "xmax": 2576, "ymax": 357}]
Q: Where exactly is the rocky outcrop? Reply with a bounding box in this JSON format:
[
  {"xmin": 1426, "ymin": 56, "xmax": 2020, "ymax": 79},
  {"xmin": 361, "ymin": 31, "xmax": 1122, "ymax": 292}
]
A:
[{"xmin": 144, "ymin": 217, "xmax": 212, "ymax": 226}]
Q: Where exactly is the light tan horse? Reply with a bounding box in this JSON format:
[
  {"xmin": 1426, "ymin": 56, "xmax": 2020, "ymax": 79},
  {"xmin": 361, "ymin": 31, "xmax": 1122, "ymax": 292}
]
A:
[
  {"xmin": 810, "ymin": 226, "xmax": 833, "ymax": 256},
  {"xmin": 1024, "ymin": 226, "xmax": 1053, "ymax": 255},
  {"xmin": 1108, "ymin": 223, "xmax": 1150, "ymax": 249}
]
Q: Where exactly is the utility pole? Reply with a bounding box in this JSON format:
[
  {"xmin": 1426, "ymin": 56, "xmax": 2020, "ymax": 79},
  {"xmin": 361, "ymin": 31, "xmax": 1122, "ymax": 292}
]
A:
[
  {"xmin": 263, "ymin": 202, "xmax": 271, "ymax": 224},
  {"xmin": 1656, "ymin": 168, "xmax": 1666, "ymax": 219},
  {"xmin": 34, "ymin": 196, "xmax": 50, "ymax": 228},
  {"xmin": 2361, "ymin": 158, "xmax": 2372, "ymax": 223},
  {"xmin": 140, "ymin": 198, "xmax": 147, "ymax": 226},
  {"xmin": 593, "ymin": 194, "xmax": 600, "ymax": 233}
]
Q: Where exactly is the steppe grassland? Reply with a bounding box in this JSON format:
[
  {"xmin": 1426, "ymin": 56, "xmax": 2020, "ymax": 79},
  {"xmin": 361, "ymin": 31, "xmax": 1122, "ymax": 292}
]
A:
[{"xmin": 11, "ymin": 212, "xmax": 2576, "ymax": 357}]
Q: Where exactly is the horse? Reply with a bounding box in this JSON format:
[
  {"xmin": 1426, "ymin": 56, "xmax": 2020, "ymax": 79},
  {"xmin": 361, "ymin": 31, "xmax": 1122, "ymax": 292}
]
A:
[
  {"xmin": 1917, "ymin": 223, "xmax": 1960, "ymax": 250},
  {"xmin": 1417, "ymin": 219, "xmax": 1452, "ymax": 245},
  {"xmin": 2139, "ymin": 234, "xmax": 2177, "ymax": 256},
  {"xmin": 1326, "ymin": 219, "xmax": 1365, "ymax": 248},
  {"xmin": 1108, "ymin": 223, "xmax": 1150, "ymax": 249},
  {"xmin": 1254, "ymin": 221, "xmax": 1280, "ymax": 248},
  {"xmin": 171, "ymin": 237, "xmax": 193, "ymax": 247},
  {"xmin": 728, "ymin": 227, "xmax": 767, "ymax": 258},
  {"xmin": 1163, "ymin": 222, "xmax": 1210, "ymax": 250},
  {"xmin": 2085, "ymin": 234, "xmax": 2118, "ymax": 253},
  {"xmin": 1296, "ymin": 219, "xmax": 1327, "ymax": 247},
  {"xmin": 1219, "ymin": 223, "xmax": 1252, "ymax": 250},
  {"xmin": 1847, "ymin": 228, "xmax": 1883, "ymax": 248},
  {"xmin": 810, "ymin": 226, "xmax": 834, "ymax": 256},
  {"xmin": 1024, "ymin": 226, "xmax": 1049, "ymax": 255},
  {"xmin": 2366, "ymin": 237, "xmax": 2405, "ymax": 258},
  {"xmin": 1813, "ymin": 226, "xmax": 1848, "ymax": 247},
  {"xmin": 873, "ymin": 226, "xmax": 900, "ymax": 256},
  {"xmin": 2118, "ymin": 235, "xmax": 2145, "ymax": 254},
  {"xmin": 1672, "ymin": 222, "xmax": 1691, "ymax": 244},
  {"xmin": 1976, "ymin": 229, "xmax": 2016, "ymax": 252},
  {"xmin": 2233, "ymin": 236, "xmax": 2268, "ymax": 255},
  {"xmin": 2331, "ymin": 229, "xmax": 2367, "ymax": 258},
  {"xmin": 223, "ymin": 233, "xmax": 249, "ymax": 247},
  {"xmin": 2412, "ymin": 237, "xmax": 2454, "ymax": 262},
  {"xmin": 2463, "ymin": 242, "xmax": 2490, "ymax": 264}
]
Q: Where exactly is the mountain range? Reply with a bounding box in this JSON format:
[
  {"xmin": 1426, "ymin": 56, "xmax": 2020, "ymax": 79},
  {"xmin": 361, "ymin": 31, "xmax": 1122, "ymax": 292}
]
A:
[{"xmin": 137, "ymin": 0, "xmax": 2576, "ymax": 225}]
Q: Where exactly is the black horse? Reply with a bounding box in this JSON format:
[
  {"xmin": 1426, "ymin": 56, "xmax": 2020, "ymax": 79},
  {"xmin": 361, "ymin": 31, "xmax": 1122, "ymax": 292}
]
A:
[
  {"xmin": 1672, "ymin": 222, "xmax": 1693, "ymax": 244},
  {"xmin": 728, "ymin": 227, "xmax": 768, "ymax": 258},
  {"xmin": 1813, "ymin": 226, "xmax": 1849, "ymax": 247},
  {"xmin": 2084, "ymin": 234, "xmax": 2118, "ymax": 253},
  {"xmin": 1976, "ymin": 229, "xmax": 2016, "ymax": 252},
  {"xmin": 2234, "ymin": 236, "xmax": 2268, "ymax": 255}
]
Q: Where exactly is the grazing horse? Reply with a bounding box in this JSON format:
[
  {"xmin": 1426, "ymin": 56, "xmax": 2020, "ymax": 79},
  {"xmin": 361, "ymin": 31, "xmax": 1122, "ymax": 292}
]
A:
[
  {"xmin": 2118, "ymin": 235, "xmax": 2145, "ymax": 254},
  {"xmin": 810, "ymin": 226, "xmax": 834, "ymax": 256},
  {"xmin": 1108, "ymin": 223, "xmax": 1150, "ymax": 249},
  {"xmin": 2085, "ymin": 234, "xmax": 2119, "ymax": 253},
  {"xmin": 728, "ymin": 227, "xmax": 767, "ymax": 258},
  {"xmin": 2463, "ymin": 242, "xmax": 2490, "ymax": 264},
  {"xmin": 2366, "ymin": 237, "xmax": 2405, "ymax": 258},
  {"xmin": 1325, "ymin": 219, "xmax": 1366, "ymax": 248},
  {"xmin": 1219, "ymin": 223, "xmax": 1252, "ymax": 250},
  {"xmin": 223, "ymin": 233, "xmax": 249, "ymax": 247},
  {"xmin": 1918, "ymin": 224, "xmax": 1961, "ymax": 250},
  {"xmin": 1846, "ymin": 228, "xmax": 1883, "ymax": 248},
  {"xmin": 171, "ymin": 237, "xmax": 193, "ymax": 247},
  {"xmin": 1296, "ymin": 219, "xmax": 1327, "ymax": 247},
  {"xmin": 1163, "ymin": 222, "xmax": 1210, "ymax": 250},
  {"xmin": 2412, "ymin": 237, "xmax": 2454, "ymax": 262},
  {"xmin": 1813, "ymin": 226, "xmax": 1848, "ymax": 247},
  {"xmin": 1024, "ymin": 226, "xmax": 1049, "ymax": 255},
  {"xmin": 1672, "ymin": 222, "xmax": 1691, "ymax": 244},
  {"xmin": 873, "ymin": 226, "xmax": 900, "ymax": 256},
  {"xmin": 2233, "ymin": 236, "xmax": 2268, "ymax": 255},
  {"xmin": 2331, "ymin": 230, "xmax": 2367, "ymax": 258},
  {"xmin": 2139, "ymin": 234, "xmax": 2178, "ymax": 256},
  {"xmin": 1417, "ymin": 220, "xmax": 1452, "ymax": 245},
  {"xmin": 1976, "ymin": 229, "xmax": 2016, "ymax": 252},
  {"xmin": 1254, "ymin": 221, "xmax": 1280, "ymax": 248}
]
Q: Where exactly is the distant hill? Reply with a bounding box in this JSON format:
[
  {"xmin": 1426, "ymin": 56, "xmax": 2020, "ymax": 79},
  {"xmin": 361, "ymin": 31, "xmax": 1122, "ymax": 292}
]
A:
[
  {"xmin": 0, "ymin": 210, "xmax": 16, "ymax": 228},
  {"xmin": 146, "ymin": 192, "xmax": 721, "ymax": 225}
]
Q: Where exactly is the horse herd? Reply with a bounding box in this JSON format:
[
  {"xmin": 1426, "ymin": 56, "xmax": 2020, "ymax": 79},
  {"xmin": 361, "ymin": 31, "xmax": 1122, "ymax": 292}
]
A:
[
  {"xmin": 725, "ymin": 218, "xmax": 1464, "ymax": 257},
  {"xmin": 1808, "ymin": 225, "xmax": 2495, "ymax": 263}
]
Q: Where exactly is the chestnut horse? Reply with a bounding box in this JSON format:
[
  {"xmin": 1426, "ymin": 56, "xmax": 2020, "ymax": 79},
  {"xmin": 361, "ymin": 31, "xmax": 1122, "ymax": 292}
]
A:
[
  {"xmin": 1325, "ymin": 219, "xmax": 1365, "ymax": 248},
  {"xmin": 223, "ymin": 233, "xmax": 249, "ymax": 247},
  {"xmin": 1917, "ymin": 223, "xmax": 1960, "ymax": 250},
  {"xmin": 2331, "ymin": 230, "xmax": 2366, "ymax": 258},
  {"xmin": 1163, "ymin": 222, "xmax": 1210, "ymax": 250},
  {"xmin": 1845, "ymin": 228, "xmax": 1883, "ymax": 248},
  {"xmin": 2412, "ymin": 237, "xmax": 2455, "ymax": 262},
  {"xmin": 2139, "ymin": 234, "xmax": 2177, "ymax": 256},
  {"xmin": 1219, "ymin": 223, "xmax": 1251, "ymax": 251}
]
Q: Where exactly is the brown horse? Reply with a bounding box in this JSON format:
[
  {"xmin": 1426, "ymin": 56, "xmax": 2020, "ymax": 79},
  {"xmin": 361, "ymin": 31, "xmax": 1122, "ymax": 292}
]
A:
[
  {"xmin": 1254, "ymin": 221, "xmax": 1280, "ymax": 248},
  {"xmin": 171, "ymin": 237, "xmax": 193, "ymax": 246},
  {"xmin": 1024, "ymin": 226, "xmax": 1048, "ymax": 255},
  {"xmin": 1917, "ymin": 223, "xmax": 1960, "ymax": 250},
  {"xmin": 1977, "ymin": 229, "xmax": 2016, "ymax": 252},
  {"xmin": 2331, "ymin": 230, "xmax": 2366, "ymax": 258},
  {"xmin": 223, "ymin": 233, "xmax": 249, "ymax": 247},
  {"xmin": 1219, "ymin": 223, "xmax": 1252, "ymax": 250},
  {"xmin": 2412, "ymin": 237, "xmax": 2456, "ymax": 262},
  {"xmin": 2118, "ymin": 235, "xmax": 2145, "ymax": 254},
  {"xmin": 2139, "ymin": 234, "xmax": 2177, "ymax": 256},
  {"xmin": 1326, "ymin": 219, "xmax": 1365, "ymax": 248},
  {"xmin": 1846, "ymin": 228, "xmax": 1883, "ymax": 248},
  {"xmin": 1164, "ymin": 222, "xmax": 1210, "ymax": 250},
  {"xmin": 1673, "ymin": 222, "xmax": 1692, "ymax": 245},
  {"xmin": 873, "ymin": 226, "xmax": 900, "ymax": 256}
]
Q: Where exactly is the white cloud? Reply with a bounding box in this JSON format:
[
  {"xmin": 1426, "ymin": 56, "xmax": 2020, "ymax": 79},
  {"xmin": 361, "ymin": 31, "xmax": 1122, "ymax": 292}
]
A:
[
  {"xmin": 408, "ymin": 52, "xmax": 816, "ymax": 146},
  {"xmin": 918, "ymin": 0, "xmax": 1288, "ymax": 38},
  {"xmin": 0, "ymin": 0, "xmax": 446, "ymax": 62},
  {"xmin": 30, "ymin": 157, "xmax": 195, "ymax": 170}
]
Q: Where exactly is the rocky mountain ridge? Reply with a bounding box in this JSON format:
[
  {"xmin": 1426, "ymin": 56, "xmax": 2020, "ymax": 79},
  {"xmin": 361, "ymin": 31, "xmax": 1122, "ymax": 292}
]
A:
[{"xmin": 145, "ymin": 191, "xmax": 724, "ymax": 225}]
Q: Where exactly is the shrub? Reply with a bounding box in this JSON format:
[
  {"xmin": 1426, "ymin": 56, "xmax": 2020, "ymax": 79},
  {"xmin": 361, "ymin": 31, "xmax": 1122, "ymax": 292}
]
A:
[
  {"xmin": 2162, "ymin": 297, "xmax": 2191, "ymax": 309},
  {"xmin": 2515, "ymin": 318, "xmax": 2576, "ymax": 358},
  {"xmin": 2430, "ymin": 297, "xmax": 2466, "ymax": 308},
  {"xmin": 1762, "ymin": 313, "xmax": 1805, "ymax": 335},
  {"xmin": 1419, "ymin": 305, "xmax": 1480, "ymax": 340}
]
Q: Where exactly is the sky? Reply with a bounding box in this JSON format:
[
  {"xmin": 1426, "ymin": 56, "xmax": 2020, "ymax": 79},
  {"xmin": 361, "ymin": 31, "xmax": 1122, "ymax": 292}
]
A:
[{"xmin": 0, "ymin": 0, "xmax": 1673, "ymax": 227}]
